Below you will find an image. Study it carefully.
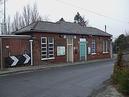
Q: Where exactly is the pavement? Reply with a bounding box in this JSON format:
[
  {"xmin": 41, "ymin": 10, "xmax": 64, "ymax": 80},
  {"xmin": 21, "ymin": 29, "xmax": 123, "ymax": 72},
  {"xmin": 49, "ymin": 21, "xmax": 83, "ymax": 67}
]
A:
[
  {"xmin": 90, "ymin": 79, "xmax": 124, "ymax": 97},
  {"xmin": 0, "ymin": 58, "xmax": 112, "ymax": 76},
  {"xmin": 93, "ymin": 85, "xmax": 124, "ymax": 97},
  {"xmin": 0, "ymin": 59, "xmax": 114, "ymax": 97}
]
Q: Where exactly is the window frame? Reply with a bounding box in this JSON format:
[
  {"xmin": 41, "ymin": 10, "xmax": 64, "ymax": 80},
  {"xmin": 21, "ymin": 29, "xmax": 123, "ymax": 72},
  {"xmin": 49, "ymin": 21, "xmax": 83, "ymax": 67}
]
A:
[
  {"xmin": 91, "ymin": 39, "xmax": 96, "ymax": 54},
  {"xmin": 41, "ymin": 37, "xmax": 47, "ymax": 60},
  {"xmin": 41, "ymin": 37, "xmax": 55, "ymax": 60},
  {"xmin": 103, "ymin": 40, "xmax": 108, "ymax": 53},
  {"xmin": 48, "ymin": 37, "xmax": 54, "ymax": 59}
]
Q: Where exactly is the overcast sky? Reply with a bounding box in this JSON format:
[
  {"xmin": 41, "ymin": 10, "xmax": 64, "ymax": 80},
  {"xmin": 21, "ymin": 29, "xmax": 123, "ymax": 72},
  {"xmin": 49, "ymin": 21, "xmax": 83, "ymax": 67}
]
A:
[{"xmin": 3, "ymin": 0, "xmax": 129, "ymax": 39}]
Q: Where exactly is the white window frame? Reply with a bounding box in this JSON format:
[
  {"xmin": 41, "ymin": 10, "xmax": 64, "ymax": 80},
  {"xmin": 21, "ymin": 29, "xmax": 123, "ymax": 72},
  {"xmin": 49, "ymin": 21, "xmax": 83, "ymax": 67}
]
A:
[
  {"xmin": 91, "ymin": 39, "xmax": 96, "ymax": 54},
  {"xmin": 48, "ymin": 37, "xmax": 54, "ymax": 59},
  {"xmin": 41, "ymin": 37, "xmax": 47, "ymax": 60},
  {"xmin": 103, "ymin": 40, "xmax": 108, "ymax": 53},
  {"xmin": 41, "ymin": 37, "xmax": 55, "ymax": 60}
]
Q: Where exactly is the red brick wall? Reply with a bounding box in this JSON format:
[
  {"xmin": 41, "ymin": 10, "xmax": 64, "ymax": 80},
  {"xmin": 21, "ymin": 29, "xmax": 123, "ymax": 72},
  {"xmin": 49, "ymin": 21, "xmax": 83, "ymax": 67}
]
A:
[
  {"xmin": 33, "ymin": 32, "xmax": 67, "ymax": 65},
  {"xmin": 87, "ymin": 35, "xmax": 111, "ymax": 60},
  {"xmin": 0, "ymin": 33, "xmax": 111, "ymax": 68},
  {"xmin": 32, "ymin": 33, "xmax": 111, "ymax": 65},
  {"xmin": 54, "ymin": 34, "xmax": 67, "ymax": 63},
  {"xmin": 1, "ymin": 37, "xmax": 30, "ymax": 67}
]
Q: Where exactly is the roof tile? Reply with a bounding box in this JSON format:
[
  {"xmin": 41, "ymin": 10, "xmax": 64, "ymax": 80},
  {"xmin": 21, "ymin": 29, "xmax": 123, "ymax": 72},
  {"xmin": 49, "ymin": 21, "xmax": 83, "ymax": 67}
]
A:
[{"xmin": 14, "ymin": 21, "xmax": 112, "ymax": 36}]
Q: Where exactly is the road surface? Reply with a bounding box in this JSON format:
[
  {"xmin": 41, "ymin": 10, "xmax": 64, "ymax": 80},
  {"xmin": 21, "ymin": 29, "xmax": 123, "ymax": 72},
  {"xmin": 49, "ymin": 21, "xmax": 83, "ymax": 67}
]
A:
[{"xmin": 0, "ymin": 60, "xmax": 114, "ymax": 97}]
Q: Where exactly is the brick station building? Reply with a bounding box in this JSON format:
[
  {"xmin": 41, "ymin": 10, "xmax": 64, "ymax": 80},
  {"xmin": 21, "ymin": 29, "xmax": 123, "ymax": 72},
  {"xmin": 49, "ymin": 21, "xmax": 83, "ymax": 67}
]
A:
[{"xmin": 0, "ymin": 20, "xmax": 112, "ymax": 68}]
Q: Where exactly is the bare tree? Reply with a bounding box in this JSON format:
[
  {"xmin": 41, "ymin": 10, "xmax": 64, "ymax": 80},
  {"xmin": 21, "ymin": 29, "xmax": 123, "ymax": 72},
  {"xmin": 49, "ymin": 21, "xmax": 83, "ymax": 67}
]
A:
[
  {"xmin": 6, "ymin": 16, "xmax": 11, "ymax": 34},
  {"xmin": 0, "ymin": 0, "xmax": 2, "ymax": 3},
  {"xmin": 1, "ymin": 19, "xmax": 4, "ymax": 34},
  {"xmin": 0, "ymin": 0, "xmax": 3, "ymax": 16},
  {"xmin": 43, "ymin": 15, "xmax": 50, "ymax": 21},
  {"xmin": 23, "ymin": 3, "xmax": 42, "ymax": 26},
  {"xmin": 12, "ymin": 12, "xmax": 20, "ymax": 31},
  {"xmin": 82, "ymin": 16, "xmax": 89, "ymax": 26},
  {"xmin": 19, "ymin": 15, "xmax": 25, "ymax": 28},
  {"xmin": 0, "ymin": 0, "xmax": 8, "ymax": 34},
  {"xmin": 31, "ymin": 3, "xmax": 42, "ymax": 22},
  {"xmin": 23, "ymin": 5, "xmax": 31, "ymax": 26},
  {"xmin": 11, "ymin": 3, "xmax": 42, "ymax": 32},
  {"xmin": 0, "ymin": 0, "xmax": 3, "ymax": 34},
  {"xmin": 74, "ymin": 12, "xmax": 89, "ymax": 27}
]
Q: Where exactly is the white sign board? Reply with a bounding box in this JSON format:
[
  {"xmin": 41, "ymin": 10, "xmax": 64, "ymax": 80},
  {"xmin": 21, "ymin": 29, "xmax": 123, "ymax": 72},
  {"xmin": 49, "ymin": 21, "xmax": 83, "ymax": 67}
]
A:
[
  {"xmin": 57, "ymin": 46, "xmax": 65, "ymax": 56},
  {"xmin": 88, "ymin": 47, "xmax": 91, "ymax": 54}
]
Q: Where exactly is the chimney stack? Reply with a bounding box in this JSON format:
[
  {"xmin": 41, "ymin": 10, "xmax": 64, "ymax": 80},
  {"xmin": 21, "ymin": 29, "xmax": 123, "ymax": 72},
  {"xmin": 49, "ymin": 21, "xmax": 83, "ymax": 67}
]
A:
[{"xmin": 105, "ymin": 25, "xmax": 106, "ymax": 32}]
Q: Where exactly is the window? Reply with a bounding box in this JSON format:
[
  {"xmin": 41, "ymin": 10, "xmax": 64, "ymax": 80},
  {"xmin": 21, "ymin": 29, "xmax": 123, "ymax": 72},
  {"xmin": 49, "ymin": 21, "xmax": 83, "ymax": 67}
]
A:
[
  {"xmin": 41, "ymin": 37, "xmax": 54, "ymax": 60},
  {"xmin": 41, "ymin": 37, "xmax": 47, "ymax": 59},
  {"xmin": 103, "ymin": 40, "xmax": 108, "ymax": 53},
  {"xmin": 48, "ymin": 37, "xmax": 54, "ymax": 58},
  {"xmin": 91, "ymin": 39, "xmax": 96, "ymax": 54}
]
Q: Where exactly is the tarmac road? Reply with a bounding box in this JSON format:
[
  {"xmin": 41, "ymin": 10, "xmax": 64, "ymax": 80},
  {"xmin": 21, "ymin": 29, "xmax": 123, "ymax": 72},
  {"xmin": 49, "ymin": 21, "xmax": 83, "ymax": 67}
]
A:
[{"xmin": 0, "ymin": 60, "xmax": 114, "ymax": 97}]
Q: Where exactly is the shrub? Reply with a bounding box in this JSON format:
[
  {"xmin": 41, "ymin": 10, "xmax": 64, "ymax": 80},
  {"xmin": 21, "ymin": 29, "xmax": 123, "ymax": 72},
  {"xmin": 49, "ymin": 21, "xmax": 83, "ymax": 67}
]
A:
[
  {"xmin": 112, "ymin": 50, "xmax": 129, "ymax": 94},
  {"xmin": 118, "ymin": 68, "xmax": 129, "ymax": 94}
]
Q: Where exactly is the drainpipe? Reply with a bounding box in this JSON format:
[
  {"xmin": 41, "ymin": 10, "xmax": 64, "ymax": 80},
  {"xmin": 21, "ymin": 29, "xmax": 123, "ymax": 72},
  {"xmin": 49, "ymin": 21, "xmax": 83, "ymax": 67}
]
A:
[
  {"xmin": 29, "ymin": 39, "xmax": 33, "ymax": 65},
  {"xmin": 0, "ymin": 38, "xmax": 3, "ymax": 70}
]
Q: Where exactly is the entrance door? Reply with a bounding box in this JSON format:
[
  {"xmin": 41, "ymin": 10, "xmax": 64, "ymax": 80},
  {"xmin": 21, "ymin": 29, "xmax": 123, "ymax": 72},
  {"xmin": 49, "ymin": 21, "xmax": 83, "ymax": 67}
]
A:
[
  {"xmin": 80, "ymin": 38, "xmax": 87, "ymax": 61},
  {"xmin": 67, "ymin": 45, "xmax": 73, "ymax": 62},
  {"xmin": 67, "ymin": 37, "xmax": 73, "ymax": 62}
]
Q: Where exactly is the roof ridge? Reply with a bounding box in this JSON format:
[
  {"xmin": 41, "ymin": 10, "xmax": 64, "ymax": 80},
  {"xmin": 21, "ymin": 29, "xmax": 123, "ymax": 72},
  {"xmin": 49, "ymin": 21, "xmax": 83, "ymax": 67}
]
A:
[
  {"xmin": 31, "ymin": 21, "xmax": 39, "ymax": 30},
  {"xmin": 38, "ymin": 20, "xmax": 81, "ymax": 26},
  {"xmin": 38, "ymin": 21, "xmax": 57, "ymax": 24}
]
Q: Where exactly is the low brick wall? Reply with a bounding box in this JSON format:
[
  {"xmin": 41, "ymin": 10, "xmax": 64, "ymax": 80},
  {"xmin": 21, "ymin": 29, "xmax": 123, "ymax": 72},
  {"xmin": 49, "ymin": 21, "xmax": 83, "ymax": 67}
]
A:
[{"xmin": 0, "ymin": 35, "xmax": 30, "ymax": 68}]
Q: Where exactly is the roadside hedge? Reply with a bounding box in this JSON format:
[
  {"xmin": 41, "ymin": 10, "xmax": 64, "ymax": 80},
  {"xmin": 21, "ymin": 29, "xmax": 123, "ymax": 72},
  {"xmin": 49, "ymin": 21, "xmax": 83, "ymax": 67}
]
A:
[{"xmin": 113, "ymin": 51, "xmax": 129, "ymax": 94}]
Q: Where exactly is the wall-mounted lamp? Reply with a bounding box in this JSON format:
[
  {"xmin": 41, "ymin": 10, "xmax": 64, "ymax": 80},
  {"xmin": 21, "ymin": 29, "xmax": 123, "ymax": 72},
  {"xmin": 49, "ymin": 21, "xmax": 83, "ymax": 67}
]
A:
[
  {"xmin": 74, "ymin": 36, "xmax": 76, "ymax": 39},
  {"xmin": 5, "ymin": 45, "xmax": 9, "ymax": 49}
]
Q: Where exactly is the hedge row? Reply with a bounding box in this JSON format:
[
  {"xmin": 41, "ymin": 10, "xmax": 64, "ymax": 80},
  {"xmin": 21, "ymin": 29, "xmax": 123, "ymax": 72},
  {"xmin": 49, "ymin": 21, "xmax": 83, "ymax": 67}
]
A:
[{"xmin": 113, "ymin": 52, "xmax": 129, "ymax": 95}]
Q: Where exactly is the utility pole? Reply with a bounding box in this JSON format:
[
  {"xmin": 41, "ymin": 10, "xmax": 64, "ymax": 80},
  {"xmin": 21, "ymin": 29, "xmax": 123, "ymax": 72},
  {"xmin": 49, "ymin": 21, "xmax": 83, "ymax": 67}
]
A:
[{"xmin": 3, "ymin": 0, "xmax": 6, "ymax": 35}]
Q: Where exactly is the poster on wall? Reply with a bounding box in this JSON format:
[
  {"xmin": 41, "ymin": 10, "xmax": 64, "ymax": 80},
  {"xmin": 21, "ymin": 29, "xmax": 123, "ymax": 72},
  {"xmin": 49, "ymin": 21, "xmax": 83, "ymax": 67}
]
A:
[
  {"xmin": 88, "ymin": 47, "xmax": 91, "ymax": 54},
  {"xmin": 57, "ymin": 46, "xmax": 65, "ymax": 56}
]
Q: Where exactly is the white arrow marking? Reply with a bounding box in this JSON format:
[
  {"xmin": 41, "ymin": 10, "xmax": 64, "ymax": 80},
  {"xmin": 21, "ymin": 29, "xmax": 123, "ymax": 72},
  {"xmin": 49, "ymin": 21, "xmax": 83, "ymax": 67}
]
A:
[
  {"xmin": 10, "ymin": 56, "xmax": 19, "ymax": 66},
  {"xmin": 23, "ymin": 54, "xmax": 30, "ymax": 64}
]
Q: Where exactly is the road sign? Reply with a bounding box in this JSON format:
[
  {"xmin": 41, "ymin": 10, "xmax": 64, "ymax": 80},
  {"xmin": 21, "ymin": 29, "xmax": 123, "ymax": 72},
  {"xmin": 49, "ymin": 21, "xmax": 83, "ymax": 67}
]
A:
[
  {"xmin": 23, "ymin": 54, "xmax": 30, "ymax": 64},
  {"xmin": 5, "ymin": 54, "xmax": 31, "ymax": 67},
  {"xmin": 10, "ymin": 56, "xmax": 19, "ymax": 66}
]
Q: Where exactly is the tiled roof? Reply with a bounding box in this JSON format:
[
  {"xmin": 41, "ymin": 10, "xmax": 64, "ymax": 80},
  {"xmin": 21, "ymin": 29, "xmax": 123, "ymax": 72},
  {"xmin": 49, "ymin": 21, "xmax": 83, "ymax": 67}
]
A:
[{"xmin": 14, "ymin": 21, "xmax": 112, "ymax": 37}]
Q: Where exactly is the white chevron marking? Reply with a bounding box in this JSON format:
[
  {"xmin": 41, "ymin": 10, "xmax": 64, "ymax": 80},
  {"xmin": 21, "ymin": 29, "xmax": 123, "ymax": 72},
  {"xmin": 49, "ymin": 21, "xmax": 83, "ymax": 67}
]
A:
[
  {"xmin": 10, "ymin": 56, "xmax": 19, "ymax": 66},
  {"xmin": 23, "ymin": 54, "xmax": 30, "ymax": 64}
]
